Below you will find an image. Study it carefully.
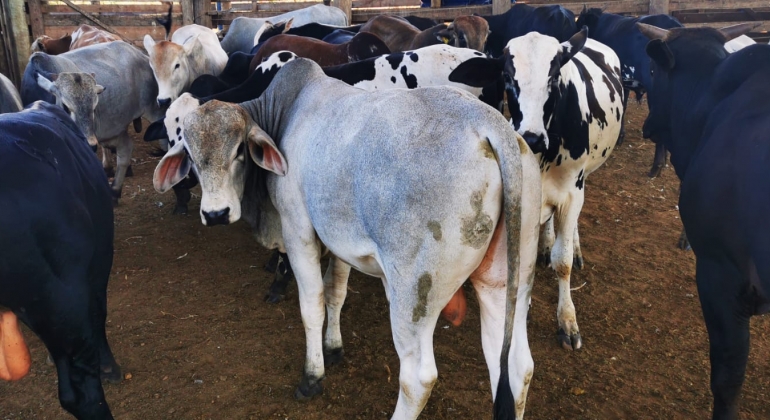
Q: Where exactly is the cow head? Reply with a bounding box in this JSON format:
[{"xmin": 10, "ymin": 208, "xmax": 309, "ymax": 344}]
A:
[
  {"xmin": 638, "ymin": 23, "xmax": 757, "ymax": 151},
  {"xmin": 144, "ymin": 35, "xmax": 201, "ymax": 107},
  {"xmin": 253, "ymin": 18, "xmax": 294, "ymax": 47},
  {"xmin": 153, "ymin": 101, "xmax": 287, "ymax": 226},
  {"xmin": 502, "ymin": 28, "xmax": 587, "ymax": 151},
  {"xmin": 439, "ymin": 16, "xmax": 490, "ymax": 52},
  {"xmin": 36, "ymin": 72, "xmax": 104, "ymax": 148}
]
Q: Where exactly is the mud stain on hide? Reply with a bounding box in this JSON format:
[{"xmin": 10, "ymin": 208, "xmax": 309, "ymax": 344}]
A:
[
  {"xmin": 427, "ymin": 221, "xmax": 442, "ymax": 241},
  {"xmin": 479, "ymin": 139, "xmax": 496, "ymax": 160},
  {"xmin": 412, "ymin": 273, "xmax": 433, "ymax": 322},
  {"xmin": 460, "ymin": 191, "xmax": 493, "ymax": 249}
]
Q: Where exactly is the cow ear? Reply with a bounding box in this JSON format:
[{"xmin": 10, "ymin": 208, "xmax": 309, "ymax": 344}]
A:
[
  {"xmin": 283, "ymin": 18, "xmax": 294, "ymax": 32},
  {"xmin": 36, "ymin": 73, "xmax": 58, "ymax": 94},
  {"xmin": 559, "ymin": 26, "xmax": 588, "ymax": 67},
  {"xmin": 435, "ymin": 29, "xmax": 454, "ymax": 44},
  {"xmin": 153, "ymin": 140, "xmax": 191, "ymax": 193},
  {"xmin": 144, "ymin": 119, "xmax": 168, "ymax": 141},
  {"xmin": 449, "ymin": 56, "xmax": 504, "ymax": 88},
  {"xmin": 246, "ymin": 124, "xmax": 286, "ymax": 176},
  {"xmin": 183, "ymin": 35, "xmax": 201, "ymax": 54},
  {"xmin": 646, "ymin": 39, "xmax": 675, "ymax": 71},
  {"xmin": 143, "ymin": 34, "xmax": 156, "ymax": 53}
]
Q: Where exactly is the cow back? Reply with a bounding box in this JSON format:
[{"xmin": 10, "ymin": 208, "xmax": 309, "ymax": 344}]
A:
[{"xmin": 0, "ymin": 73, "xmax": 22, "ymax": 114}]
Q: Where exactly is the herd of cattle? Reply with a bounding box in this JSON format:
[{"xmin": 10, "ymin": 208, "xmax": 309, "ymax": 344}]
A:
[{"xmin": 0, "ymin": 2, "xmax": 767, "ymax": 419}]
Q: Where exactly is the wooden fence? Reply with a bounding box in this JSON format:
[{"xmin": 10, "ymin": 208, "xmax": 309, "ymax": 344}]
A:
[{"xmin": 1, "ymin": 0, "xmax": 769, "ymax": 85}]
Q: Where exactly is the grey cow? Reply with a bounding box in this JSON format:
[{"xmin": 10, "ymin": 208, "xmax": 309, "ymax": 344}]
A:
[
  {"xmin": 21, "ymin": 41, "xmax": 165, "ymax": 201},
  {"xmin": 153, "ymin": 58, "xmax": 542, "ymax": 419},
  {"xmin": 0, "ymin": 73, "xmax": 22, "ymax": 114},
  {"xmin": 220, "ymin": 4, "xmax": 348, "ymax": 53}
]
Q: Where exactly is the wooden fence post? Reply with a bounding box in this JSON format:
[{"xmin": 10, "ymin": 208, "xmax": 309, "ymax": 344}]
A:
[
  {"xmin": 331, "ymin": 0, "xmax": 352, "ymax": 25},
  {"xmin": 649, "ymin": 0, "xmax": 669, "ymax": 15},
  {"xmin": 492, "ymin": 0, "xmax": 509, "ymax": 16},
  {"xmin": 193, "ymin": 0, "xmax": 212, "ymax": 28},
  {"xmin": 4, "ymin": 0, "xmax": 30, "ymax": 86},
  {"xmin": 431, "ymin": 0, "xmax": 442, "ymax": 8},
  {"xmin": 27, "ymin": 0, "xmax": 45, "ymax": 40},
  {"xmin": 181, "ymin": 0, "xmax": 194, "ymax": 26}
]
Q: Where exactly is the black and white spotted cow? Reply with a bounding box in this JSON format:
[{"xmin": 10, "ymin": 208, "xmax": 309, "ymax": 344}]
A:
[{"xmin": 458, "ymin": 29, "xmax": 624, "ymax": 350}]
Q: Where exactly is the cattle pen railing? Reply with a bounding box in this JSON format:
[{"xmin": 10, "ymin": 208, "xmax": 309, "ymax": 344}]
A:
[{"xmin": 1, "ymin": 0, "xmax": 768, "ymax": 87}]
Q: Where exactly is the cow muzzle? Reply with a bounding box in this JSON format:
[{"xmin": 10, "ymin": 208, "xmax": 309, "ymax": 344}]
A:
[
  {"xmin": 202, "ymin": 208, "xmax": 231, "ymax": 226},
  {"xmin": 157, "ymin": 98, "xmax": 172, "ymax": 108}
]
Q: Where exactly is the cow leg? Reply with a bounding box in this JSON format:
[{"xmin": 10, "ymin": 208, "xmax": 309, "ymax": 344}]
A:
[
  {"xmin": 537, "ymin": 215, "xmax": 554, "ymax": 267},
  {"xmin": 109, "ymin": 132, "xmax": 133, "ymax": 204},
  {"xmin": 265, "ymin": 249, "xmax": 280, "ymax": 273},
  {"xmin": 285, "ymin": 234, "xmax": 326, "ymax": 401},
  {"xmin": 89, "ymin": 240, "xmax": 121, "ymax": 384},
  {"xmin": 696, "ymin": 258, "xmax": 750, "ymax": 420},
  {"xmin": 323, "ymin": 257, "xmax": 351, "ymax": 367},
  {"xmin": 615, "ymin": 87, "xmax": 630, "ymax": 146},
  {"xmin": 101, "ymin": 145, "xmax": 114, "ymax": 178},
  {"xmin": 265, "ymin": 252, "xmax": 294, "ymax": 303},
  {"xmin": 552, "ymin": 190, "xmax": 584, "ymax": 350},
  {"xmin": 23, "ymin": 281, "xmax": 113, "ymax": 419},
  {"xmin": 573, "ymin": 225, "xmax": 584, "ymax": 270},
  {"xmin": 171, "ymin": 185, "xmax": 191, "ymax": 215},
  {"xmin": 648, "ymin": 142, "xmax": 668, "ymax": 178}
]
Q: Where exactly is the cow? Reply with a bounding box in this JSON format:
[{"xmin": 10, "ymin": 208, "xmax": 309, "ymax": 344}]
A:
[
  {"xmin": 185, "ymin": 51, "xmax": 256, "ymax": 99},
  {"xmin": 358, "ymin": 16, "xmax": 453, "ymax": 53},
  {"xmin": 221, "ymin": 4, "xmax": 348, "ymax": 53},
  {"xmin": 637, "ymin": 22, "xmax": 767, "ymax": 420},
  {"xmin": 449, "ymin": 28, "xmax": 625, "ymax": 349},
  {"xmin": 252, "ymin": 19, "xmax": 363, "ymax": 51},
  {"xmin": 143, "ymin": 23, "xmax": 228, "ymax": 106},
  {"xmin": 575, "ymin": 8, "xmax": 683, "ymax": 156},
  {"xmin": 248, "ymin": 32, "xmax": 390, "ymax": 73},
  {"xmin": 322, "ymin": 29, "xmax": 358, "ymax": 44},
  {"xmin": 21, "ymin": 41, "xmax": 166, "ymax": 202},
  {"xmin": 30, "ymin": 34, "xmax": 72, "ymax": 55},
  {"xmin": 0, "ymin": 101, "xmax": 120, "ymax": 419},
  {"xmin": 481, "ymin": 4, "xmax": 577, "ymax": 57},
  {"xmin": 70, "ymin": 24, "xmax": 121, "ymax": 50},
  {"xmin": 152, "ymin": 57, "xmax": 541, "ymax": 420},
  {"xmin": 0, "ymin": 73, "xmax": 22, "ymax": 114}
]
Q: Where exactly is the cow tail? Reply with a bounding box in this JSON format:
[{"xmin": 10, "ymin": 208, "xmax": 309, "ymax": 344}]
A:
[
  {"xmin": 487, "ymin": 129, "xmax": 526, "ymax": 420},
  {"xmin": 157, "ymin": 2, "xmax": 173, "ymax": 40}
]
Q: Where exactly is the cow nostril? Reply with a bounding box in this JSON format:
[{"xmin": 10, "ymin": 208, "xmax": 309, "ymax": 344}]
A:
[
  {"xmin": 157, "ymin": 98, "xmax": 171, "ymax": 108},
  {"xmin": 202, "ymin": 208, "xmax": 231, "ymax": 226}
]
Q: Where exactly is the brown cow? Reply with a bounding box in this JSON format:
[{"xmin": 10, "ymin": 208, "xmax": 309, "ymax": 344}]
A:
[
  {"xmin": 30, "ymin": 34, "xmax": 72, "ymax": 56},
  {"xmin": 70, "ymin": 25, "xmax": 121, "ymax": 50},
  {"xmin": 249, "ymin": 31, "xmax": 390, "ymax": 73},
  {"xmin": 438, "ymin": 15, "xmax": 490, "ymax": 52}
]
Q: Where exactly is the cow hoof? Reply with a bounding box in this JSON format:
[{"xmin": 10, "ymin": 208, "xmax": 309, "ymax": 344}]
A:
[
  {"xmin": 324, "ymin": 347, "xmax": 344, "ymax": 367},
  {"xmin": 125, "ymin": 165, "xmax": 134, "ymax": 177},
  {"xmin": 100, "ymin": 364, "xmax": 123, "ymax": 384},
  {"xmin": 103, "ymin": 167, "xmax": 115, "ymax": 178},
  {"xmin": 172, "ymin": 204, "xmax": 188, "ymax": 215},
  {"xmin": 150, "ymin": 148, "xmax": 166, "ymax": 157},
  {"xmin": 294, "ymin": 377, "xmax": 323, "ymax": 401},
  {"xmin": 264, "ymin": 292, "xmax": 285, "ymax": 304},
  {"xmin": 537, "ymin": 252, "xmax": 551, "ymax": 267},
  {"xmin": 616, "ymin": 132, "xmax": 625, "ymax": 146},
  {"xmin": 648, "ymin": 165, "xmax": 663, "ymax": 178},
  {"xmin": 557, "ymin": 328, "xmax": 582, "ymax": 351},
  {"xmin": 573, "ymin": 255, "xmax": 584, "ymax": 270}
]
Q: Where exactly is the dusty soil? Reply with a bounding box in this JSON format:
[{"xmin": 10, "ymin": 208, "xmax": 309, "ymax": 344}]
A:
[{"xmin": 1, "ymin": 101, "xmax": 768, "ymax": 419}]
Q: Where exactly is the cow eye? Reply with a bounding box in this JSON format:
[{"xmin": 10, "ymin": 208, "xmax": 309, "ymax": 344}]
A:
[
  {"xmin": 235, "ymin": 143, "xmax": 245, "ymax": 160},
  {"xmin": 62, "ymin": 104, "xmax": 70, "ymax": 114},
  {"xmin": 174, "ymin": 63, "xmax": 180, "ymax": 70}
]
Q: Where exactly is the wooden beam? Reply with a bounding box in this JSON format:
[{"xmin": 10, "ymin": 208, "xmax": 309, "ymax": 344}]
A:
[
  {"xmin": 193, "ymin": 0, "xmax": 212, "ymax": 27},
  {"xmin": 492, "ymin": 0, "xmax": 509, "ymax": 15},
  {"xmin": 669, "ymin": 0, "xmax": 770, "ymax": 11},
  {"xmin": 58, "ymin": 0, "xmax": 132, "ymax": 39},
  {"xmin": 674, "ymin": 10, "xmax": 770, "ymax": 24},
  {"xmin": 42, "ymin": 4, "xmax": 181, "ymax": 14},
  {"xmin": 431, "ymin": 0, "xmax": 442, "ymax": 9},
  {"xmin": 43, "ymin": 15, "xmax": 184, "ymax": 28},
  {"xmin": 181, "ymin": 0, "xmax": 194, "ymax": 26},
  {"xmin": 6, "ymin": 0, "xmax": 29, "ymax": 86},
  {"xmin": 352, "ymin": 5, "xmax": 491, "ymax": 22},
  {"xmin": 27, "ymin": 0, "xmax": 46, "ymax": 39},
  {"xmin": 649, "ymin": 0, "xmax": 669, "ymax": 15},
  {"xmin": 331, "ymin": 0, "xmax": 352, "ymax": 25},
  {"xmin": 684, "ymin": 19, "xmax": 770, "ymax": 31}
]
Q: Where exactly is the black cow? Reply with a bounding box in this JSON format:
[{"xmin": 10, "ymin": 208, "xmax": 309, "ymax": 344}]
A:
[
  {"xmin": 480, "ymin": 4, "xmax": 577, "ymax": 57},
  {"xmin": 639, "ymin": 22, "xmax": 767, "ymax": 420},
  {"xmin": 0, "ymin": 101, "xmax": 120, "ymax": 419},
  {"xmin": 186, "ymin": 51, "xmax": 255, "ymax": 98},
  {"xmin": 322, "ymin": 29, "xmax": 357, "ymax": 44},
  {"xmin": 576, "ymin": 8, "xmax": 682, "ymax": 164}
]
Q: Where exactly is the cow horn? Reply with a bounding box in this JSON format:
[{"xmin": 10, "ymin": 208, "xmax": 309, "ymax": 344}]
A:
[
  {"xmin": 637, "ymin": 23, "xmax": 669, "ymax": 40},
  {"xmin": 719, "ymin": 22, "xmax": 761, "ymax": 41}
]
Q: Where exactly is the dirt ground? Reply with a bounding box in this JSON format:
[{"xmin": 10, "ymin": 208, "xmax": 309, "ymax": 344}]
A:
[{"xmin": 1, "ymin": 101, "xmax": 768, "ymax": 419}]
